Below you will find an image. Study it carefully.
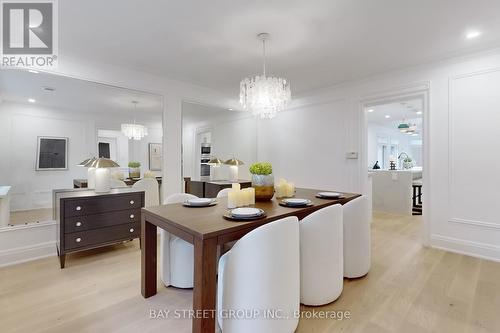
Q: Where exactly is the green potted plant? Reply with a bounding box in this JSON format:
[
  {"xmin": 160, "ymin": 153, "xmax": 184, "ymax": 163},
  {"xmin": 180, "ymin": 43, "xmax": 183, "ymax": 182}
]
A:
[
  {"xmin": 128, "ymin": 161, "xmax": 141, "ymax": 178},
  {"xmin": 249, "ymin": 162, "xmax": 274, "ymax": 201},
  {"xmin": 403, "ymin": 157, "xmax": 413, "ymax": 170}
]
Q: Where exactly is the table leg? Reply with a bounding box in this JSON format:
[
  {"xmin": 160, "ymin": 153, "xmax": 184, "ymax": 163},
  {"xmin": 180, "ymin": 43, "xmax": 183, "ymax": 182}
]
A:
[
  {"xmin": 141, "ymin": 216, "xmax": 157, "ymax": 298},
  {"xmin": 192, "ymin": 237, "xmax": 218, "ymax": 333}
]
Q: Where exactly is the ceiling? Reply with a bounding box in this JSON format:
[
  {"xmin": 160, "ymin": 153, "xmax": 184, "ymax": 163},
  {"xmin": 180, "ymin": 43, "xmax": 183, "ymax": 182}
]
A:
[
  {"xmin": 0, "ymin": 70, "xmax": 162, "ymax": 114},
  {"xmin": 59, "ymin": 0, "xmax": 500, "ymax": 98},
  {"xmin": 366, "ymin": 98, "xmax": 423, "ymax": 127},
  {"xmin": 182, "ymin": 102, "xmax": 245, "ymax": 125}
]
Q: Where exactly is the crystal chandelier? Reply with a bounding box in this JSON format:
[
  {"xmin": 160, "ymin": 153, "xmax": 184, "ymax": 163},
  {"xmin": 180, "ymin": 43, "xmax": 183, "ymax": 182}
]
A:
[
  {"xmin": 240, "ymin": 33, "xmax": 291, "ymax": 119},
  {"xmin": 121, "ymin": 101, "xmax": 148, "ymax": 140}
]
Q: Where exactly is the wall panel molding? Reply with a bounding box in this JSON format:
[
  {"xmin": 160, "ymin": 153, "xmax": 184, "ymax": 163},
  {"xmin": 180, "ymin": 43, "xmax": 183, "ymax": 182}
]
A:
[
  {"xmin": 431, "ymin": 234, "xmax": 500, "ymax": 262},
  {"xmin": 447, "ymin": 67, "xmax": 500, "ymax": 230}
]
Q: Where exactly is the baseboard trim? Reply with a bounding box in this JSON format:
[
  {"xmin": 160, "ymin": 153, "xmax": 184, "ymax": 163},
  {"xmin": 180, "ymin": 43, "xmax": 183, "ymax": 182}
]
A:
[
  {"xmin": 0, "ymin": 241, "xmax": 57, "ymax": 268},
  {"xmin": 431, "ymin": 234, "xmax": 500, "ymax": 263}
]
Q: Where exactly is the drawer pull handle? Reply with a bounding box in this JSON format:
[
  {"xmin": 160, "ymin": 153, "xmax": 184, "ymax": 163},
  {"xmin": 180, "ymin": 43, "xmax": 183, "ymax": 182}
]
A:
[
  {"xmin": 129, "ymin": 228, "xmax": 134, "ymax": 233},
  {"xmin": 76, "ymin": 237, "xmax": 82, "ymax": 243},
  {"xmin": 130, "ymin": 214, "xmax": 135, "ymax": 219},
  {"xmin": 130, "ymin": 200, "xmax": 135, "ymax": 205},
  {"xmin": 76, "ymin": 206, "xmax": 82, "ymax": 211},
  {"xmin": 76, "ymin": 222, "xmax": 82, "ymax": 227}
]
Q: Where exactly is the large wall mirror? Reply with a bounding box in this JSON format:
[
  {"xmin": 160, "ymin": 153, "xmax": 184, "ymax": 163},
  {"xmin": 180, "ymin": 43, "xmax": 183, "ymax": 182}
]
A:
[
  {"xmin": 0, "ymin": 70, "xmax": 163, "ymax": 228},
  {"xmin": 181, "ymin": 102, "xmax": 257, "ymax": 186}
]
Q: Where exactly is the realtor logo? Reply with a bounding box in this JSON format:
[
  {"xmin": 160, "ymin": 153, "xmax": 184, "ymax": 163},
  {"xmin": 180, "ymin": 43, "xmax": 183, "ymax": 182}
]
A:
[{"xmin": 1, "ymin": 0, "xmax": 58, "ymax": 68}]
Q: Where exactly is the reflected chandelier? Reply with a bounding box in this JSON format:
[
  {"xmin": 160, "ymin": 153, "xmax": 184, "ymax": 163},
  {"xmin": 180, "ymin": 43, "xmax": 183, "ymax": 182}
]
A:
[
  {"xmin": 121, "ymin": 101, "xmax": 148, "ymax": 140},
  {"xmin": 239, "ymin": 33, "xmax": 291, "ymax": 119}
]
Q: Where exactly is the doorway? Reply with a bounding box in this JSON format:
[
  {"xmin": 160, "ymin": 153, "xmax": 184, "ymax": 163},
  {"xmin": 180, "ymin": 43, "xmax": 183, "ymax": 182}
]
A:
[{"xmin": 360, "ymin": 84, "xmax": 430, "ymax": 245}]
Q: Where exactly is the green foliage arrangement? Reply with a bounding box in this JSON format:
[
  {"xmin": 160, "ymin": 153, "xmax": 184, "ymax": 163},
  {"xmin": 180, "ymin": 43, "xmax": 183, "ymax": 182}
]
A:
[
  {"xmin": 249, "ymin": 162, "xmax": 273, "ymax": 175},
  {"xmin": 128, "ymin": 161, "xmax": 141, "ymax": 168}
]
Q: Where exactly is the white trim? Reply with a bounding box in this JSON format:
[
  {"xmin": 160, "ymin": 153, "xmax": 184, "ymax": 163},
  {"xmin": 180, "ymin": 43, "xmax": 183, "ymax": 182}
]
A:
[
  {"xmin": 431, "ymin": 234, "xmax": 500, "ymax": 263},
  {"xmin": 0, "ymin": 241, "xmax": 57, "ymax": 268},
  {"xmin": 449, "ymin": 218, "xmax": 500, "ymax": 230},
  {"xmin": 358, "ymin": 82, "xmax": 431, "ymax": 246},
  {"xmin": 0, "ymin": 220, "xmax": 57, "ymax": 267}
]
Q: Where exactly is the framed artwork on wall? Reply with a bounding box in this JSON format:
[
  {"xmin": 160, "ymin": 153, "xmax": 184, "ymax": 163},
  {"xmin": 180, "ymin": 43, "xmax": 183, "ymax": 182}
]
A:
[
  {"xmin": 149, "ymin": 143, "xmax": 162, "ymax": 171},
  {"xmin": 36, "ymin": 136, "xmax": 68, "ymax": 171}
]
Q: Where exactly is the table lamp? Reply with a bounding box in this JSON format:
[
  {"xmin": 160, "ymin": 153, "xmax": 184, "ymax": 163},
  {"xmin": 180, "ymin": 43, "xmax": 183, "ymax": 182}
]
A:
[
  {"xmin": 224, "ymin": 158, "xmax": 244, "ymax": 182},
  {"xmin": 208, "ymin": 157, "xmax": 223, "ymax": 180},
  {"xmin": 88, "ymin": 158, "xmax": 120, "ymax": 193}
]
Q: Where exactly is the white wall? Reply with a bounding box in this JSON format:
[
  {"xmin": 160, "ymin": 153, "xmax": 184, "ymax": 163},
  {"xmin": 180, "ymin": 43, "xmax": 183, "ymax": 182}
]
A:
[
  {"xmin": 0, "ymin": 101, "xmax": 161, "ymax": 211},
  {"xmin": 257, "ymin": 100, "xmax": 352, "ymax": 191},
  {"xmin": 258, "ymin": 48, "xmax": 500, "ymax": 262},
  {"xmin": 183, "ymin": 110, "xmax": 257, "ymax": 181}
]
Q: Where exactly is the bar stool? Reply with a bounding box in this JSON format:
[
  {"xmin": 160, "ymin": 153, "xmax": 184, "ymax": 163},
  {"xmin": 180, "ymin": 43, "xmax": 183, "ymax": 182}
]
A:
[{"xmin": 412, "ymin": 179, "xmax": 422, "ymax": 215}]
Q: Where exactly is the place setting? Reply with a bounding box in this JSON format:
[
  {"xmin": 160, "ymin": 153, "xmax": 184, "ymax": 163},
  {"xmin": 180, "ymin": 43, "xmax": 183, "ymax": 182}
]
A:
[
  {"xmin": 279, "ymin": 198, "xmax": 313, "ymax": 208},
  {"xmin": 182, "ymin": 198, "xmax": 218, "ymax": 207},
  {"xmin": 223, "ymin": 207, "xmax": 267, "ymax": 221},
  {"xmin": 315, "ymin": 192, "xmax": 345, "ymax": 199}
]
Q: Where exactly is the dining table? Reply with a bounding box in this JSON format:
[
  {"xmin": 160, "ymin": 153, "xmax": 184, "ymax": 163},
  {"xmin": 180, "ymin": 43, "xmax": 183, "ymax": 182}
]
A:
[{"xmin": 140, "ymin": 188, "xmax": 361, "ymax": 333}]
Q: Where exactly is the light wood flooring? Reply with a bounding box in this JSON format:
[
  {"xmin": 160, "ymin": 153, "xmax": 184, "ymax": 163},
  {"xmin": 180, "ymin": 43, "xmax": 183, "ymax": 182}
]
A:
[{"xmin": 1, "ymin": 212, "xmax": 499, "ymax": 333}]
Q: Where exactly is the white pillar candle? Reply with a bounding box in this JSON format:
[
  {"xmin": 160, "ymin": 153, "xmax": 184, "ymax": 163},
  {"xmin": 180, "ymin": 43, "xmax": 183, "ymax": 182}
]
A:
[
  {"xmin": 287, "ymin": 183, "xmax": 295, "ymax": 197},
  {"xmin": 87, "ymin": 167, "xmax": 96, "ymax": 189},
  {"xmin": 229, "ymin": 165, "xmax": 238, "ymax": 182},
  {"xmin": 236, "ymin": 190, "xmax": 244, "ymax": 207},
  {"xmin": 241, "ymin": 189, "xmax": 250, "ymax": 206},
  {"xmin": 227, "ymin": 190, "xmax": 237, "ymax": 208},
  {"xmin": 95, "ymin": 168, "xmax": 111, "ymax": 193},
  {"xmin": 232, "ymin": 183, "xmax": 241, "ymax": 191},
  {"xmin": 248, "ymin": 187, "xmax": 255, "ymax": 205}
]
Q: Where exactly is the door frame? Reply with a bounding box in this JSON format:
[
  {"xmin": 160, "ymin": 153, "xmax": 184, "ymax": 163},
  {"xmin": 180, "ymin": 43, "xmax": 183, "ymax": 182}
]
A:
[{"xmin": 358, "ymin": 81, "xmax": 431, "ymax": 246}]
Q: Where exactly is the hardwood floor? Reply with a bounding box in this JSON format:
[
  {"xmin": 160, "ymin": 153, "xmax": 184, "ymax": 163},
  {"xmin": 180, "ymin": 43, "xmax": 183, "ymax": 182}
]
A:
[{"xmin": 1, "ymin": 212, "xmax": 499, "ymax": 332}]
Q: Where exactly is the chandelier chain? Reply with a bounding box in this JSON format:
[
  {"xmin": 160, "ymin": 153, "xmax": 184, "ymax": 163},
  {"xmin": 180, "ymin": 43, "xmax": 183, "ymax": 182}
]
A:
[{"xmin": 262, "ymin": 37, "xmax": 266, "ymax": 77}]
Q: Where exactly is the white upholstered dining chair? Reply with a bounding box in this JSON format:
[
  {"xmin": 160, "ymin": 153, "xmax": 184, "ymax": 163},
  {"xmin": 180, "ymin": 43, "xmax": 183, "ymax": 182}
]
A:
[
  {"xmin": 216, "ymin": 187, "xmax": 232, "ymax": 198},
  {"xmin": 217, "ymin": 216, "xmax": 300, "ymax": 333},
  {"xmin": 343, "ymin": 195, "xmax": 371, "ymax": 278},
  {"xmin": 299, "ymin": 204, "xmax": 344, "ymax": 306},
  {"xmin": 110, "ymin": 179, "xmax": 128, "ymax": 188},
  {"xmin": 132, "ymin": 178, "xmax": 160, "ymax": 207},
  {"xmin": 160, "ymin": 193, "xmax": 197, "ymax": 288}
]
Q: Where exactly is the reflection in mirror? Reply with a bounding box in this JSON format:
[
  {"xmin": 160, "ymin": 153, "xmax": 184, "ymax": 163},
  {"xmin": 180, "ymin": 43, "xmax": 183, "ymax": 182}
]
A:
[
  {"xmin": 0, "ymin": 70, "xmax": 163, "ymax": 233},
  {"xmin": 182, "ymin": 102, "xmax": 257, "ymax": 197}
]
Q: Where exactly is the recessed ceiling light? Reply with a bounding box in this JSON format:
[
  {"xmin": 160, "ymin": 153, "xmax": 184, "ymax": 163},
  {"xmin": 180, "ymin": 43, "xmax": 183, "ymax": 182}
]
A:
[
  {"xmin": 466, "ymin": 30, "xmax": 481, "ymax": 39},
  {"xmin": 28, "ymin": 98, "xmax": 36, "ymax": 103},
  {"xmin": 385, "ymin": 115, "xmax": 390, "ymax": 119},
  {"xmin": 228, "ymin": 108, "xmax": 233, "ymax": 111},
  {"xmin": 416, "ymin": 111, "xmax": 422, "ymax": 115},
  {"xmin": 28, "ymin": 69, "xmax": 39, "ymax": 74},
  {"xmin": 367, "ymin": 109, "xmax": 374, "ymax": 113}
]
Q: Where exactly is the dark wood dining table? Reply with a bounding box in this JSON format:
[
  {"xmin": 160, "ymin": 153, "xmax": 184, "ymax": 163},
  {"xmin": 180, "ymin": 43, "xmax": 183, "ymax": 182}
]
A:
[{"xmin": 141, "ymin": 188, "xmax": 361, "ymax": 333}]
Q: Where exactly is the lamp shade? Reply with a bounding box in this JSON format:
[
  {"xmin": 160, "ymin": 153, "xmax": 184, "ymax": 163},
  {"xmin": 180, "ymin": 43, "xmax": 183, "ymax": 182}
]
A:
[
  {"xmin": 88, "ymin": 158, "xmax": 120, "ymax": 168},
  {"xmin": 208, "ymin": 157, "xmax": 223, "ymax": 166},
  {"xmin": 77, "ymin": 157, "xmax": 93, "ymax": 166},
  {"xmin": 224, "ymin": 158, "xmax": 244, "ymax": 166},
  {"xmin": 398, "ymin": 122, "xmax": 410, "ymax": 132}
]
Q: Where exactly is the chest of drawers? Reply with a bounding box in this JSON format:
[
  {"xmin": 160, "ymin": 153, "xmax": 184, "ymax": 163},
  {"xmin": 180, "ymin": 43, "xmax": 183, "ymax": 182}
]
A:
[{"xmin": 55, "ymin": 189, "xmax": 144, "ymax": 268}]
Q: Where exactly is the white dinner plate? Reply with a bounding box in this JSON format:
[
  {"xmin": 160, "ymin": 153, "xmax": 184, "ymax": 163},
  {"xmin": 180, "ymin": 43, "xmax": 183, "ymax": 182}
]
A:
[
  {"xmin": 317, "ymin": 192, "xmax": 342, "ymax": 198},
  {"xmin": 283, "ymin": 198, "xmax": 310, "ymax": 205},
  {"xmin": 230, "ymin": 207, "xmax": 264, "ymax": 218},
  {"xmin": 186, "ymin": 198, "xmax": 213, "ymax": 206}
]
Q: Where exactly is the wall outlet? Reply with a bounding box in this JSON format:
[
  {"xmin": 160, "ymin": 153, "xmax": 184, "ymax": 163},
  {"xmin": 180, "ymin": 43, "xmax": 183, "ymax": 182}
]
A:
[{"xmin": 346, "ymin": 152, "xmax": 358, "ymax": 159}]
